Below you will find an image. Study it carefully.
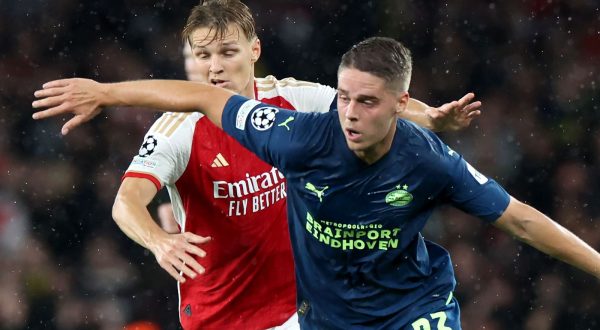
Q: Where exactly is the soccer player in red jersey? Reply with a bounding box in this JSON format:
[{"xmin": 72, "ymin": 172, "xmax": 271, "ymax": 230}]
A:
[{"xmin": 32, "ymin": 1, "xmax": 481, "ymax": 329}]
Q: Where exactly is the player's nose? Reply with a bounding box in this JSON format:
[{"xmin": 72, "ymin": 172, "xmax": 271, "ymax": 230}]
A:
[
  {"xmin": 209, "ymin": 57, "xmax": 224, "ymax": 74},
  {"xmin": 345, "ymin": 100, "xmax": 359, "ymax": 121}
]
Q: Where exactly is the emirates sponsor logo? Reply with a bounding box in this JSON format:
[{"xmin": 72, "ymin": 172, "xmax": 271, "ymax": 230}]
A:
[
  {"xmin": 213, "ymin": 167, "xmax": 283, "ymax": 198},
  {"xmin": 213, "ymin": 167, "xmax": 287, "ymax": 216}
]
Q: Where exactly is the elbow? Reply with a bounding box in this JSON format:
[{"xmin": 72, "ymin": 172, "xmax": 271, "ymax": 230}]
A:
[
  {"xmin": 497, "ymin": 199, "xmax": 537, "ymax": 244},
  {"xmin": 509, "ymin": 216, "xmax": 535, "ymax": 244},
  {"xmin": 112, "ymin": 193, "xmax": 128, "ymax": 225},
  {"xmin": 112, "ymin": 179, "xmax": 138, "ymax": 224},
  {"xmin": 111, "ymin": 178, "xmax": 157, "ymax": 227}
]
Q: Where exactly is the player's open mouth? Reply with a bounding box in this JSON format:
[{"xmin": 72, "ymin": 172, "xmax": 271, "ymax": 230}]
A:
[
  {"xmin": 345, "ymin": 128, "xmax": 362, "ymax": 142},
  {"xmin": 210, "ymin": 79, "xmax": 229, "ymax": 88}
]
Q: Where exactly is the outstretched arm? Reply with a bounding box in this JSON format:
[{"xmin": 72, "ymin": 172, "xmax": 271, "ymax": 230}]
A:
[
  {"xmin": 404, "ymin": 93, "xmax": 481, "ymax": 132},
  {"xmin": 32, "ymin": 78, "xmax": 232, "ymax": 134},
  {"xmin": 112, "ymin": 177, "xmax": 211, "ymax": 282},
  {"xmin": 32, "ymin": 78, "xmax": 482, "ymax": 134},
  {"xmin": 494, "ymin": 196, "xmax": 600, "ymax": 279}
]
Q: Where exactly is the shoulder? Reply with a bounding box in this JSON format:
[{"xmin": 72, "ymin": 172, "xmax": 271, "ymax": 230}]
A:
[
  {"xmin": 255, "ymin": 75, "xmax": 328, "ymax": 100},
  {"xmin": 255, "ymin": 75, "xmax": 321, "ymax": 91},
  {"xmin": 255, "ymin": 75, "xmax": 336, "ymax": 112},
  {"xmin": 398, "ymin": 119, "xmax": 446, "ymax": 152},
  {"xmin": 150, "ymin": 112, "xmax": 202, "ymax": 134},
  {"xmin": 396, "ymin": 119, "xmax": 455, "ymax": 170},
  {"xmin": 145, "ymin": 112, "xmax": 203, "ymax": 146}
]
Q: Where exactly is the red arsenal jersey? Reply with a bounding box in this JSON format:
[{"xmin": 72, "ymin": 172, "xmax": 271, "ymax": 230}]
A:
[{"xmin": 124, "ymin": 76, "xmax": 336, "ymax": 329}]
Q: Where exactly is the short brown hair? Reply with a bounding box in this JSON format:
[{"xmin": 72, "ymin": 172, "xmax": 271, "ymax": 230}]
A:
[
  {"xmin": 338, "ymin": 37, "xmax": 413, "ymax": 92},
  {"xmin": 182, "ymin": 0, "xmax": 256, "ymax": 45}
]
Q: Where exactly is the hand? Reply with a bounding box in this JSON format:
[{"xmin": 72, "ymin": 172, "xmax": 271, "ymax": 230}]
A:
[
  {"xmin": 427, "ymin": 92, "xmax": 481, "ymax": 132},
  {"xmin": 149, "ymin": 231, "xmax": 212, "ymax": 283},
  {"xmin": 32, "ymin": 78, "xmax": 106, "ymax": 135}
]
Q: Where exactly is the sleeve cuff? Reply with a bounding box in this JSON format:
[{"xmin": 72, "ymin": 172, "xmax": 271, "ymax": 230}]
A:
[{"xmin": 122, "ymin": 172, "xmax": 162, "ymax": 191}]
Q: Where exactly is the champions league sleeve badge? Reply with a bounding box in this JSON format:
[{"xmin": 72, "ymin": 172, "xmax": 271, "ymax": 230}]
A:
[
  {"xmin": 251, "ymin": 107, "xmax": 279, "ymax": 131},
  {"xmin": 138, "ymin": 135, "xmax": 158, "ymax": 157}
]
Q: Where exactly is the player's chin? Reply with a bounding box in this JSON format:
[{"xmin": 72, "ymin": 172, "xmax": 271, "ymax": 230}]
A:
[{"xmin": 344, "ymin": 139, "xmax": 364, "ymax": 152}]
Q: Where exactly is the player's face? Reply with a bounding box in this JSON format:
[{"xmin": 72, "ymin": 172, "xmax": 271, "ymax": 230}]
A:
[
  {"xmin": 337, "ymin": 68, "xmax": 408, "ymax": 163},
  {"xmin": 189, "ymin": 24, "xmax": 261, "ymax": 98},
  {"xmin": 182, "ymin": 43, "xmax": 204, "ymax": 81}
]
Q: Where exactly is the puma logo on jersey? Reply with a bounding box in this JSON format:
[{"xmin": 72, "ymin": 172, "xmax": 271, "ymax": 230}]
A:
[
  {"xmin": 305, "ymin": 182, "xmax": 328, "ymax": 202},
  {"xmin": 211, "ymin": 153, "xmax": 230, "ymax": 167},
  {"xmin": 278, "ymin": 116, "xmax": 295, "ymax": 131}
]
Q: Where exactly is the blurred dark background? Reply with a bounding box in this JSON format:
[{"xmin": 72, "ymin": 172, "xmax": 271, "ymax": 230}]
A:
[{"xmin": 1, "ymin": 0, "xmax": 599, "ymax": 329}]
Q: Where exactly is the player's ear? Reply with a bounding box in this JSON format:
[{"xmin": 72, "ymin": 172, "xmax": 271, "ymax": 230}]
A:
[
  {"xmin": 395, "ymin": 91, "xmax": 409, "ymax": 115},
  {"xmin": 251, "ymin": 38, "xmax": 261, "ymax": 63}
]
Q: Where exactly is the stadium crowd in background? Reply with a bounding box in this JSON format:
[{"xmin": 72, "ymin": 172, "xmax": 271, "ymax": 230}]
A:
[{"xmin": 2, "ymin": 0, "xmax": 600, "ymax": 329}]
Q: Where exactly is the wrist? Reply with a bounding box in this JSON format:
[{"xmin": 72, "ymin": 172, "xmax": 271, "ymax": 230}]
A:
[
  {"xmin": 426, "ymin": 110, "xmax": 442, "ymax": 132},
  {"xmin": 99, "ymin": 82, "xmax": 118, "ymax": 107},
  {"xmin": 144, "ymin": 226, "xmax": 170, "ymax": 252}
]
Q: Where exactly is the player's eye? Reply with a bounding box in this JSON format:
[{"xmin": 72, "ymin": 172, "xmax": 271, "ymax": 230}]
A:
[
  {"xmin": 195, "ymin": 52, "xmax": 210, "ymax": 60},
  {"xmin": 222, "ymin": 50, "xmax": 238, "ymax": 57},
  {"xmin": 338, "ymin": 95, "xmax": 349, "ymax": 103},
  {"xmin": 360, "ymin": 99, "xmax": 377, "ymax": 107}
]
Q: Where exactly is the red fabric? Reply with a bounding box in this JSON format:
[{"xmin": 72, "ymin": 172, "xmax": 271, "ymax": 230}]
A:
[
  {"xmin": 176, "ymin": 117, "xmax": 295, "ymax": 329},
  {"xmin": 175, "ymin": 89, "xmax": 298, "ymax": 329},
  {"xmin": 122, "ymin": 172, "xmax": 162, "ymax": 191}
]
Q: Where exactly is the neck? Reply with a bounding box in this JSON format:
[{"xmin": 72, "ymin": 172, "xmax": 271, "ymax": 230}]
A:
[
  {"xmin": 240, "ymin": 66, "xmax": 256, "ymax": 98},
  {"xmin": 354, "ymin": 146, "xmax": 389, "ymax": 165},
  {"xmin": 241, "ymin": 77, "xmax": 255, "ymax": 98}
]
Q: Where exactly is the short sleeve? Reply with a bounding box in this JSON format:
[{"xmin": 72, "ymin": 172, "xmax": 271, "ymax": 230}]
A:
[
  {"xmin": 442, "ymin": 145, "xmax": 510, "ymax": 222},
  {"xmin": 221, "ymin": 95, "xmax": 329, "ymax": 172},
  {"xmin": 123, "ymin": 112, "xmax": 199, "ymax": 190}
]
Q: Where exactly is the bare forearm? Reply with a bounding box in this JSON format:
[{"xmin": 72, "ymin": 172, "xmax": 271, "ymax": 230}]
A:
[
  {"xmin": 112, "ymin": 196, "xmax": 166, "ymax": 249},
  {"xmin": 402, "ymin": 98, "xmax": 434, "ymax": 130},
  {"xmin": 112, "ymin": 178, "xmax": 166, "ymax": 250},
  {"xmin": 112, "ymin": 179, "xmax": 210, "ymax": 282},
  {"xmin": 497, "ymin": 199, "xmax": 600, "ymax": 279},
  {"xmin": 526, "ymin": 216, "xmax": 599, "ymax": 277},
  {"xmin": 103, "ymin": 80, "xmax": 234, "ymax": 127}
]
